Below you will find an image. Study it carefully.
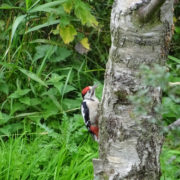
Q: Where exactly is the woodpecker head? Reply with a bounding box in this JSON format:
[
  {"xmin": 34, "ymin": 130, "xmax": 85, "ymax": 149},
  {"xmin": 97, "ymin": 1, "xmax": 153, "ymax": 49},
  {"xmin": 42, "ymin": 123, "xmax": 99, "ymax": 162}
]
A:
[{"xmin": 81, "ymin": 85, "xmax": 98, "ymax": 100}]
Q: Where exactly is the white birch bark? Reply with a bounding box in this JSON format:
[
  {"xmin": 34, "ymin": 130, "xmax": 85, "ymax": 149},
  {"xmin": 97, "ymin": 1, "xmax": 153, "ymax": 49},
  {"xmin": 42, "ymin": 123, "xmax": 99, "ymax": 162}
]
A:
[{"xmin": 93, "ymin": 0, "xmax": 174, "ymax": 179}]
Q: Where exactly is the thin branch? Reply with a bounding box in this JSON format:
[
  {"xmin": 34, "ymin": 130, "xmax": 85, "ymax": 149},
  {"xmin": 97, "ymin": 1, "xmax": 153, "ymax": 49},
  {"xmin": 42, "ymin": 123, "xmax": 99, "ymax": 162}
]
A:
[
  {"xmin": 138, "ymin": 0, "xmax": 166, "ymax": 22},
  {"xmin": 169, "ymin": 82, "xmax": 180, "ymax": 86},
  {"xmin": 168, "ymin": 119, "xmax": 180, "ymax": 131}
]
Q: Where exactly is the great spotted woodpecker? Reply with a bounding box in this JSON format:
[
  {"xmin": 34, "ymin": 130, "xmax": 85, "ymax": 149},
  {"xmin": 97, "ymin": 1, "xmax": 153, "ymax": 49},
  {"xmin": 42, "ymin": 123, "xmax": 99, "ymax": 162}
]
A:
[{"xmin": 81, "ymin": 85, "xmax": 99, "ymax": 141}]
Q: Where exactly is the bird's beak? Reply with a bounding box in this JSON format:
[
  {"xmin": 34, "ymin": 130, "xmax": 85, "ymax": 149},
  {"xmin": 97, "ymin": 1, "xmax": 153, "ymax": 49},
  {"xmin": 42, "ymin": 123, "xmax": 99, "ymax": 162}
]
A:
[{"xmin": 91, "ymin": 85, "xmax": 98, "ymax": 95}]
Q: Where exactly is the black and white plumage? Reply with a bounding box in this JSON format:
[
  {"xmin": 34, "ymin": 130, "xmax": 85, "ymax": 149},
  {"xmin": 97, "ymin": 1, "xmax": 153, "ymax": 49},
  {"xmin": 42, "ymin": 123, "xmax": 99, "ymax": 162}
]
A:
[
  {"xmin": 81, "ymin": 101, "xmax": 91, "ymax": 129},
  {"xmin": 81, "ymin": 85, "xmax": 99, "ymax": 141}
]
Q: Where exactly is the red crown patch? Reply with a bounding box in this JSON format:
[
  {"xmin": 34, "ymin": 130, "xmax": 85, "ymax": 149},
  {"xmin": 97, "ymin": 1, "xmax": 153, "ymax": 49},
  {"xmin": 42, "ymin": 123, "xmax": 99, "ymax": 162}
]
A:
[{"xmin": 82, "ymin": 86, "xmax": 90, "ymax": 95}]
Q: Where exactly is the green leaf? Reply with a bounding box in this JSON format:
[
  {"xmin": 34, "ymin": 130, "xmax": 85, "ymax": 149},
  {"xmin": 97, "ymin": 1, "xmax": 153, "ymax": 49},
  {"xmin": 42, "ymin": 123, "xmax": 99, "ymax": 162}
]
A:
[
  {"xmin": 10, "ymin": 102, "xmax": 27, "ymax": 115},
  {"xmin": 0, "ymin": 62, "xmax": 17, "ymax": 69},
  {"xmin": 54, "ymin": 84, "xmax": 76, "ymax": 95},
  {"xmin": 45, "ymin": 89, "xmax": 63, "ymax": 111},
  {"xmin": 59, "ymin": 25, "xmax": 77, "ymax": 44},
  {"xmin": 26, "ymin": 0, "xmax": 31, "ymax": 10},
  {"xmin": 3, "ymin": 15, "xmax": 26, "ymax": 59},
  {"xmin": 61, "ymin": 68, "xmax": 72, "ymax": 101},
  {"xmin": 41, "ymin": 101, "xmax": 59, "ymax": 120},
  {"xmin": 74, "ymin": 0, "xmax": 98, "ymax": 26},
  {"xmin": 33, "ymin": 45, "xmax": 56, "ymax": 62},
  {"xmin": 168, "ymin": 55, "xmax": 180, "ymax": 64},
  {"xmin": 62, "ymin": 85, "xmax": 76, "ymax": 94},
  {"xmin": 30, "ymin": 98, "xmax": 41, "ymax": 106},
  {"xmin": 162, "ymin": 97, "xmax": 180, "ymax": 118},
  {"xmin": 28, "ymin": 0, "xmax": 66, "ymax": 13},
  {"xmin": 11, "ymin": 15, "xmax": 27, "ymax": 43},
  {"xmin": 168, "ymin": 150, "xmax": 180, "ymax": 155},
  {"xmin": 47, "ymin": 73, "xmax": 64, "ymax": 83},
  {"xmin": 19, "ymin": 97, "xmax": 31, "ymax": 105},
  {"xmin": 0, "ymin": 112, "xmax": 11, "ymax": 125},
  {"xmin": 29, "ymin": 39, "xmax": 62, "ymax": 46},
  {"xmin": 175, "ymin": 26, "xmax": 180, "ymax": 34},
  {"xmin": 19, "ymin": 68, "xmax": 48, "ymax": 87},
  {"xmin": 0, "ymin": 82, "xmax": 9, "ymax": 95},
  {"xmin": 63, "ymin": 0, "xmax": 73, "ymax": 14},
  {"xmin": 9, "ymin": 89, "xmax": 31, "ymax": 99},
  {"xmin": 60, "ymin": 16, "xmax": 71, "ymax": 27},
  {"xmin": 63, "ymin": 98, "xmax": 81, "ymax": 109},
  {"xmin": 36, "ymin": 45, "xmax": 56, "ymax": 76},
  {"xmin": 26, "ymin": 20, "xmax": 60, "ymax": 34},
  {"xmin": 80, "ymin": 37, "xmax": 90, "ymax": 50},
  {"xmin": 30, "ymin": 7, "xmax": 65, "ymax": 15},
  {"xmin": 0, "ymin": 20, "xmax": 5, "ymax": 31},
  {"xmin": 0, "ymin": 123, "xmax": 23, "ymax": 136},
  {"xmin": 0, "ymin": 3, "xmax": 25, "ymax": 11},
  {"xmin": 28, "ymin": 114, "xmax": 42, "ymax": 123},
  {"xmin": 51, "ymin": 47, "xmax": 72, "ymax": 62},
  {"xmin": 28, "ymin": 0, "xmax": 41, "ymax": 10},
  {"xmin": 38, "ymin": 123, "xmax": 59, "ymax": 138}
]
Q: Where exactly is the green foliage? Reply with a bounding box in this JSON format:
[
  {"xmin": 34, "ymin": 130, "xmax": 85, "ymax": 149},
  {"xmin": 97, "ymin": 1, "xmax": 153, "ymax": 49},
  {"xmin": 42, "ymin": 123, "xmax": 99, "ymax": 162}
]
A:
[
  {"xmin": 0, "ymin": 114, "xmax": 98, "ymax": 179},
  {"xmin": 0, "ymin": 0, "xmax": 109, "ymax": 136},
  {"xmin": 129, "ymin": 62, "xmax": 180, "ymax": 125}
]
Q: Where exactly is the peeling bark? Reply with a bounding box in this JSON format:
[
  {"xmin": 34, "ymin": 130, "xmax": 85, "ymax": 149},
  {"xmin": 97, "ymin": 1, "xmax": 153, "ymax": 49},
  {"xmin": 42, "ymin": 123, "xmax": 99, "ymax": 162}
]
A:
[{"xmin": 93, "ymin": 0, "xmax": 174, "ymax": 179}]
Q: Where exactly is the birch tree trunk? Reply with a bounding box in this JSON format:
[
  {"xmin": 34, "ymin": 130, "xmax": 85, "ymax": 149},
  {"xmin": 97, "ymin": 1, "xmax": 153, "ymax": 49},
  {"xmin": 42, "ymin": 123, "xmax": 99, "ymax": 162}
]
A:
[{"xmin": 93, "ymin": 0, "xmax": 174, "ymax": 179}]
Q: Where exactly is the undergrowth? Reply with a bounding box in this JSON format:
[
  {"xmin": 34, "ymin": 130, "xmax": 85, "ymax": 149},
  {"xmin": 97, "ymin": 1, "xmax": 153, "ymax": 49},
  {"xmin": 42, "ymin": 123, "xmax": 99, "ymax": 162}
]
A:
[{"xmin": 0, "ymin": 114, "xmax": 98, "ymax": 180}]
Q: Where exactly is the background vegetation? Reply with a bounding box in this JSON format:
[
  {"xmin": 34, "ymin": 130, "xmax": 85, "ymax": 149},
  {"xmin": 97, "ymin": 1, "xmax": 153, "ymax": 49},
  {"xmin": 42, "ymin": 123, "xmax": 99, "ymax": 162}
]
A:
[{"xmin": 0, "ymin": 0, "xmax": 179, "ymax": 179}]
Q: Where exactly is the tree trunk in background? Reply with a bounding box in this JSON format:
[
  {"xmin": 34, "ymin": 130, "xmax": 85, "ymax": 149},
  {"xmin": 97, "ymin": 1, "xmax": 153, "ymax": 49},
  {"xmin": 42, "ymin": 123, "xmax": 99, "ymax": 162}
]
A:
[{"xmin": 93, "ymin": 0, "xmax": 174, "ymax": 179}]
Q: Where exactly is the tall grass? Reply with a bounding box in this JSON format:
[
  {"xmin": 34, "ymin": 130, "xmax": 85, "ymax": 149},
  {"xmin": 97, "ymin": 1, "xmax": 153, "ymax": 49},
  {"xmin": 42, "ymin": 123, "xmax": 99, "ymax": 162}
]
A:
[
  {"xmin": 0, "ymin": 135, "xmax": 98, "ymax": 180},
  {"xmin": 0, "ymin": 114, "xmax": 98, "ymax": 180}
]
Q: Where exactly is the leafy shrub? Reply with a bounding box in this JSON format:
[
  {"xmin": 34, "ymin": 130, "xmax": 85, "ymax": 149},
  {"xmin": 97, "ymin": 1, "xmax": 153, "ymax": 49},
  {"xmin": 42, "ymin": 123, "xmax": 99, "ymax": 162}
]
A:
[{"xmin": 0, "ymin": 0, "xmax": 107, "ymax": 135}]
